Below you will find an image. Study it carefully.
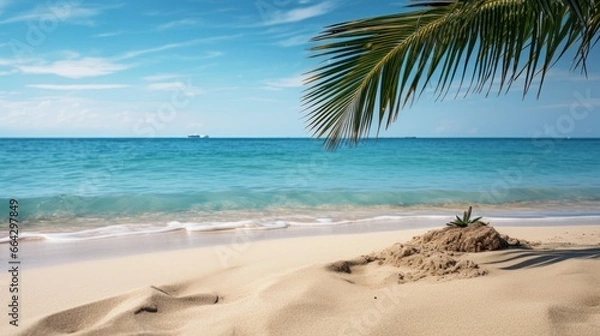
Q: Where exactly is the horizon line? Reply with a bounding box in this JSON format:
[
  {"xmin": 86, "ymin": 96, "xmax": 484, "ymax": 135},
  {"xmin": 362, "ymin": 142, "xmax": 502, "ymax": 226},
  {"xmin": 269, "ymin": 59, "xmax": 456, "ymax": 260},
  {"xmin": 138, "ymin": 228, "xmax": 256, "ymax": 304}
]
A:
[{"xmin": 1, "ymin": 136, "xmax": 598, "ymax": 140}]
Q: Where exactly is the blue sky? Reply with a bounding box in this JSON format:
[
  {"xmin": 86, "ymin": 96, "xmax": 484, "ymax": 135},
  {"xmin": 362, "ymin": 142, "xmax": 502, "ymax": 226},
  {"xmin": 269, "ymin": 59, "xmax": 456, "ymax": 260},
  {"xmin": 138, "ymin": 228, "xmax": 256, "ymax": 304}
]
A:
[{"xmin": 0, "ymin": 0, "xmax": 599, "ymax": 138}]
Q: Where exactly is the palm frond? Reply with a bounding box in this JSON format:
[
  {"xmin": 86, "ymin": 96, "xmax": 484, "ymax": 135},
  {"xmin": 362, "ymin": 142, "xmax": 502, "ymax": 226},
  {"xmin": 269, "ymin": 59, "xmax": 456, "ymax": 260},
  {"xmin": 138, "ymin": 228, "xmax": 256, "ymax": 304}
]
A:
[{"xmin": 303, "ymin": 0, "xmax": 598, "ymax": 149}]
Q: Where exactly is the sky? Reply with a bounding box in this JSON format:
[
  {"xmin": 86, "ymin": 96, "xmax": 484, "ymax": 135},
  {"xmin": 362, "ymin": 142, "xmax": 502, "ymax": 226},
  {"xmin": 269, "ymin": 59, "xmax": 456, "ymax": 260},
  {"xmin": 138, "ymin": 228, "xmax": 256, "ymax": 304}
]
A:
[{"xmin": 0, "ymin": 0, "xmax": 599, "ymax": 138}]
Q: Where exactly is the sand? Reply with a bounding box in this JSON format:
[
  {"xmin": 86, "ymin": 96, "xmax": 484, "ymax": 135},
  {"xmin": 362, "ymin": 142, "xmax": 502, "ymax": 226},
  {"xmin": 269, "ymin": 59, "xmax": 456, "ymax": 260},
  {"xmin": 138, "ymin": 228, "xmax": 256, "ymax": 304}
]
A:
[{"xmin": 2, "ymin": 225, "xmax": 600, "ymax": 336}]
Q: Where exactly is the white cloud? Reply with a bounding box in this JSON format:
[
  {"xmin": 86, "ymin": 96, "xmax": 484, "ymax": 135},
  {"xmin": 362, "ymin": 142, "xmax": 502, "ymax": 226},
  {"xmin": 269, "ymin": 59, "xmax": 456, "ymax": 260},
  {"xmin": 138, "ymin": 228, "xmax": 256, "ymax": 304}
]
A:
[
  {"xmin": 147, "ymin": 81, "xmax": 205, "ymax": 96},
  {"xmin": 0, "ymin": 96, "xmax": 168, "ymax": 134},
  {"xmin": 434, "ymin": 124, "xmax": 447, "ymax": 134},
  {"xmin": 116, "ymin": 39, "xmax": 202, "ymax": 60},
  {"xmin": 262, "ymin": 1, "xmax": 334, "ymax": 26},
  {"xmin": 147, "ymin": 82, "xmax": 187, "ymax": 90},
  {"xmin": 201, "ymin": 50, "xmax": 223, "ymax": 59},
  {"xmin": 0, "ymin": 69, "xmax": 17, "ymax": 76},
  {"xmin": 0, "ymin": 92, "xmax": 206, "ymax": 136},
  {"xmin": 4, "ymin": 37, "xmax": 230, "ymax": 79},
  {"xmin": 142, "ymin": 73, "xmax": 184, "ymax": 82},
  {"xmin": 263, "ymin": 74, "xmax": 305, "ymax": 90},
  {"xmin": 434, "ymin": 119, "xmax": 462, "ymax": 135},
  {"xmin": 142, "ymin": 9, "xmax": 185, "ymax": 17},
  {"xmin": 93, "ymin": 31, "xmax": 122, "ymax": 38},
  {"xmin": 27, "ymin": 84, "xmax": 131, "ymax": 90},
  {"xmin": 142, "ymin": 11, "xmax": 161, "ymax": 16},
  {"xmin": 546, "ymin": 69, "xmax": 600, "ymax": 82},
  {"xmin": 277, "ymin": 34, "xmax": 311, "ymax": 47},
  {"xmin": 0, "ymin": 96, "xmax": 103, "ymax": 129},
  {"xmin": 533, "ymin": 98, "xmax": 600, "ymax": 110},
  {"xmin": 157, "ymin": 19, "xmax": 197, "ymax": 31},
  {"xmin": 0, "ymin": 3, "xmax": 120, "ymax": 25},
  {"xmin": 115, "ymin": 36, "xmax": 236, "ymax": 61},
  {"xmin": 60, "ymin": 50, "xmax": 81, "ymax": 59},
  {"xmin": 166, "ymin": 51, "xmax": 224, "ymax": 62},
  {"xmin": 0, "ymin": 58, "xmax": 16, "ymax": 66},
  {"xmin": 241, "ymin": 96, "xmax": 282, "ymax": 103},
  {"xmin": 17, "ymin": 57, "xmax": 128, "ymax": 78},
  {"xmin": 0, "ymin": 0, "xmax": 12, "ymax": 13}
]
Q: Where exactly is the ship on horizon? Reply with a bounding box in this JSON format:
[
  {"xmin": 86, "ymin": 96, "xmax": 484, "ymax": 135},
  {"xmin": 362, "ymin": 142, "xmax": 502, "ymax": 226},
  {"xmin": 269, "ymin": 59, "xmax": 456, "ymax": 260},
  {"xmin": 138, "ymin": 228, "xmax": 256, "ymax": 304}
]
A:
[{"xmin": 187, "ymin": 134, "xmax": 209, "ymax": 139}]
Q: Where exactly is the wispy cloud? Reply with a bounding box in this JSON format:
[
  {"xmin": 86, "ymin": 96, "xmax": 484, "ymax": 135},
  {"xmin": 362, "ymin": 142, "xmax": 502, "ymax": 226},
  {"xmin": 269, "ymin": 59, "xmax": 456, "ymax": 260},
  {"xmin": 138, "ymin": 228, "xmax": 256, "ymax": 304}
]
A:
[
  {"xmin": 261, "ymin": 1, "xmax": 335, "ymax": 26},
  {"xmin": 27, "ymin": 84, "xmax": 131, "ymax": 90},
  {"xmin": 93, "ymin": 31, "xmax": 122, "ymax": 38},
  {"xmin": 0, "ymin": 0, "xmax": 12, "ymax": 13},
  {"xmin": 0, "ymin": 96, "xmax": 99, "ymax": 128},
  {"xmin": 142, "ymin": 74, "xmax": 184, "ymax": 82},
  {"xmin": 0, "ymin": 58, "xmax": 15, "ymax": 66},
  {"xmin": 434, "ymin": 120, "xmax": 461, "ymax": 135},
  {"xmin": 0, "ymin": 69, "xmax": 17, "ymax": 76},
  {"xmin": 142, "ymin": 9, "xmax": 185, "ymax": 17},
  {"xmin": 277, "ymin": 34, "xmax": 312, "ymax": 47},
  {"xmin": 157, "ymin": 18, "xmax": 198, "ymax": 31},
  {"xmin": 147, "ymin": 82, "xmax": 188, "ymax": 90},
  {"xmin": 0, "ymin": 3, "xmax": 121, "ymax": 25},
  {"xmin": 263, "ymin": 74, "xmax": 305, "ymax": 90},
  {"xmin": 166, "ymin": 51, "xmax": 224, "ymax": 62},
  {"xmin": 17, "ymin": 58, "xmax": 129, "ymax": 79},
  {"xmin": 533, "ymin": 99, "xmax": 600, "ymax": 110},
  {"xmin": 114, "ymin": 36, "xmax": 236, "ymax": 61},
  {"xmin": 6, "ymin": 37, "xmax": 231, "ymax": 79},
  {"xmin": 0, "ymin": 90, "xmax": 19, "ymax": 94},
  {"xmin": 0, "ymin": 96, "xmax": 148, "ymax": 133},
  {"xmin": 241, "ymin": 96, "xmax": 282, "ymax": 103},
  {"xmin": 117, "ymin": 42, "xmax": 198, "ymax": 60},
  {"xmin": 147, "ymin": 81, "xmax": 205, "ymax": 96},
  {"xmin": 546, "ymin": 69, "xmax": 600, "ymax": 82}
]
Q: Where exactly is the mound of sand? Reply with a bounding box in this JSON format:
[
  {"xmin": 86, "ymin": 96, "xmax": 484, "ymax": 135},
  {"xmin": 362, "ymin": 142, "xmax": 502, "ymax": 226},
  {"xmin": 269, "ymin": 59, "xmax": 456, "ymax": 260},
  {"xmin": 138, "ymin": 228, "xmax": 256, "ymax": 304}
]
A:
[
  {"xmin": 329, "ymin": 224, "xmax": 530, "ymax": 283},
  {"xmin": 412, "ymin": 222, "xmax": 531, "ymax": 252}
]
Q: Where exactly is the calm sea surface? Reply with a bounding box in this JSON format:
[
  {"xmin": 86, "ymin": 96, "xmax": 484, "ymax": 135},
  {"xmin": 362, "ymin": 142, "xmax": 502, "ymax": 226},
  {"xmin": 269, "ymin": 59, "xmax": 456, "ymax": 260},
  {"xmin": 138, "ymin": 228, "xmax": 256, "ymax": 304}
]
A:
[{"xmin": 1, "ymin": 138, "xmax": 599, "ymax": 241}]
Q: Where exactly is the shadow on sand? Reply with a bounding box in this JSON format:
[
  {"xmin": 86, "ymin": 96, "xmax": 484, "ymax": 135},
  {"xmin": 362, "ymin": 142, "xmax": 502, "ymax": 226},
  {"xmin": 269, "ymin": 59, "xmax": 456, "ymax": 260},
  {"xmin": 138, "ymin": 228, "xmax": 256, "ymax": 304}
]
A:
[{"xmin": 483, "ymin": 247, "xmax": 600, "ymax": 270}]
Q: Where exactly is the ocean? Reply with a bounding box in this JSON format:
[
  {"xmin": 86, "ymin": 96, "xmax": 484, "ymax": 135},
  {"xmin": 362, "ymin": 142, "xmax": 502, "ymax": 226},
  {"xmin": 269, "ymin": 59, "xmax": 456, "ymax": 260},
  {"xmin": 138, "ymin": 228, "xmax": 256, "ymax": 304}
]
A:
[{"xmin": 1, "ymin": 138, "xmax": 599, "ymax": 242}]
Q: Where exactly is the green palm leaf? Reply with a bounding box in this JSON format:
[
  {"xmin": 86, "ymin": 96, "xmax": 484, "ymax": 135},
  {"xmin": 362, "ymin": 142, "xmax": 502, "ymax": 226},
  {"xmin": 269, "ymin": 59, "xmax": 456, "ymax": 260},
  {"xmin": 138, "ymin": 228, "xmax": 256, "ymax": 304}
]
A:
[{"xmin": 303, "ymin": 0, "xmax": 599, "ymax": 149}]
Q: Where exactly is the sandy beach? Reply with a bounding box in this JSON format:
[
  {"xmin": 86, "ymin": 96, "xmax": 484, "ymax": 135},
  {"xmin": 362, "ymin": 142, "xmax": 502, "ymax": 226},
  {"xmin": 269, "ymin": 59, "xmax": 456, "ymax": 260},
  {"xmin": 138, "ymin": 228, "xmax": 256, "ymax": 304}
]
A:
[
  {"xmin": 1, "ymin": 224, "xmax": 599, "ymax": 336},
  {"xmin": 2, "ymin": 0, "xmax": 599, "ymax": 334}
]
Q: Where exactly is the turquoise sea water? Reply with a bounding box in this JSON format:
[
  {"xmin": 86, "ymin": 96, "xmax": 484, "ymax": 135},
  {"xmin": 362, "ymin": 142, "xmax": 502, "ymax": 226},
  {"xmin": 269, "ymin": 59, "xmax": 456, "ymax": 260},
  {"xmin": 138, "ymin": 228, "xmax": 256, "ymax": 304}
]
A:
[{"xmin": 1, "ymin": 138, "xmax": 599, "ymax": 241}]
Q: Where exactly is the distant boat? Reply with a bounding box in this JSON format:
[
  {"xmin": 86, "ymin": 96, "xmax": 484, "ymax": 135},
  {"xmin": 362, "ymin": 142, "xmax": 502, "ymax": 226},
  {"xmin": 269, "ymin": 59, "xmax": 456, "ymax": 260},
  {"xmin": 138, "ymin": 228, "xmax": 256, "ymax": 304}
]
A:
[
  {"xmin": 404, "ymin": 136, "xmax": 417, "ymax": 139},
  {"xmin": 187, "ymin": 134, "xmax": 209, "ymax": 139}
]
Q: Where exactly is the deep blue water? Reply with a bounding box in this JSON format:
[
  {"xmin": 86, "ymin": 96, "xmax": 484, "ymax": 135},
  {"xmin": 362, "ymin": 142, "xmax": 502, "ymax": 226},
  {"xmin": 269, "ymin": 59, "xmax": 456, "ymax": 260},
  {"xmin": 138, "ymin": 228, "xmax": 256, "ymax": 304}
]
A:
[{"xmin": 1, "ymin": 138, "xmax": 599, "ymax": 240}]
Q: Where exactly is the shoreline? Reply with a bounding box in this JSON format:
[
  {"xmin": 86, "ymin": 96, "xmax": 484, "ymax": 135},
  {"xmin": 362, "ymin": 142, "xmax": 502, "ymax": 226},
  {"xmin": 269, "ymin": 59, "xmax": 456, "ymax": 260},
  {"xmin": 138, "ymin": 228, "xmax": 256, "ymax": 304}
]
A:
[
  {"xmin": 7, "ymin": 201, "xmax": 600, "ymax": 239},
  {"xmin": 11, "ymin": 215, "xmax": 600, "ymax": 269},
  {"xmin": 2, "ymin": 224, "xmax": 599, "ymax": 335}
]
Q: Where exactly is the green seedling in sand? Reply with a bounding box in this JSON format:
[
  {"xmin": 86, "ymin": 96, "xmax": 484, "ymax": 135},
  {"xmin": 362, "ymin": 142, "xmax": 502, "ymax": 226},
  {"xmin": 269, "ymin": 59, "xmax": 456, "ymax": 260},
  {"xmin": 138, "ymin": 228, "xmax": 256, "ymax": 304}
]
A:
[{"xmin": 446, "ymin": 206, "xmax": 483, "ymax": 228}]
